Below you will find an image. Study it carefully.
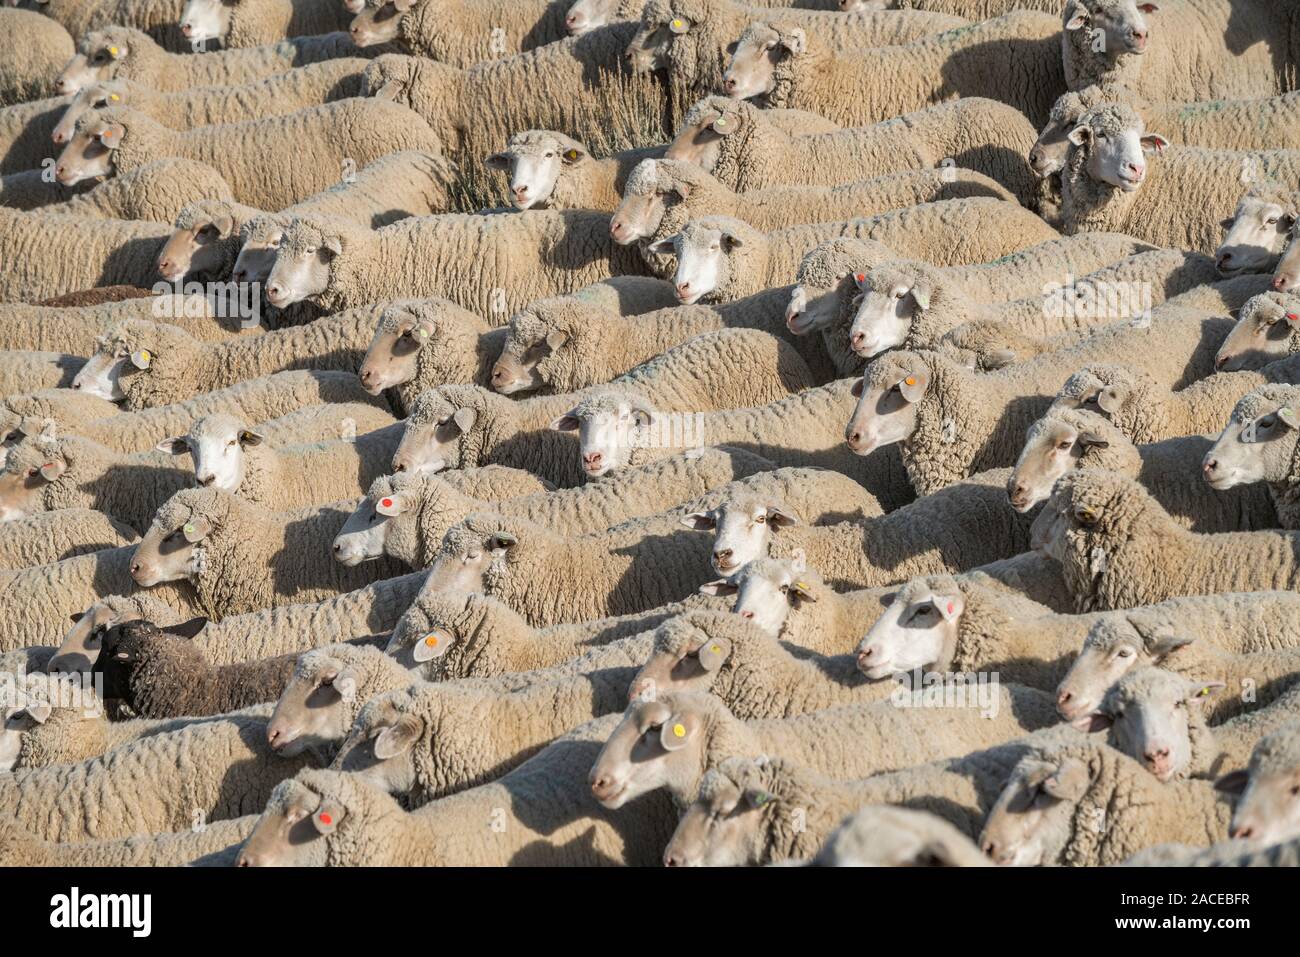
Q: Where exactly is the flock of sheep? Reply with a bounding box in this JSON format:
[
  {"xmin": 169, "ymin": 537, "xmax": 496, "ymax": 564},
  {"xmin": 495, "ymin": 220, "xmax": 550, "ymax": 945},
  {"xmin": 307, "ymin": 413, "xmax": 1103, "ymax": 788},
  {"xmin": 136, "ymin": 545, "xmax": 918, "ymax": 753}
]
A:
[{"xmin": 1, "ymin": 0, "xmax": 1300, "ymax": 869}]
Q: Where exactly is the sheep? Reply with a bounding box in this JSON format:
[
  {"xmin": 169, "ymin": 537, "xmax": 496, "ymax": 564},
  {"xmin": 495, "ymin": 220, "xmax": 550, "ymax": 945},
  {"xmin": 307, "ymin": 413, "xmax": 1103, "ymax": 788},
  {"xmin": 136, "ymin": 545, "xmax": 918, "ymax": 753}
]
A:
[
  {"xmin": 56, "ymin": 27, "xmax": 371, "ymax": 95},
  {"xmin": 1057, "ymin": 597, "xmax": 1300, "ymax": 727},
  {"xmin": 610, "ymin": 157, "xmax": 1017, "ymax": 266},
  {"xmin": 0, "ymin": 293, "xmax": 260, "ymax": 354},
  {"xmin": 13, "ymin": 369, "xmax": 391, "ymax": 457},
  {"xmin": 0, "ymin": 8, "xmax": 74, "ymax": 106},
  {"xmin": 1211, "ymin": 182, "xmax": 1300, "ymax": 280},
  {"xmin": 842, "ymin": 257, "xmax": 1257, "ymax": 367},
  {"xmin": 91, "ymin": 618, "xmax": 298, "ymax": 717},
  {"xmin": 1087, "ymin": 668, "xmax": 1300, "ymax": 784},
  {"xmin": 847, "ymin": 326, "xmax": 1253, "ymax": 498},
  {"xmin": 628, "ymin": 0, "xmax": 967, "ymax": 104},
  {"xmin": 853, "ymin": 573, "xmax": 1095, "ymax": 690},
  {"xmin": 721, "ymin": 13, "xmax": 1065, "ymax": 130},
  {"xmin": 487, "ymin": 130, "xmax": 661, "ymax": 212},
  {"xmin": 978, "ymin": 732, "xmax": 1234, "ymax": 866},
  {"xmin": 0, "ymin": 207, "xmax": 171, "ymax": 303},
  {"xmin": 334, "ymin": 447, "xmax": 779, "ymax": 568},
  {"xmin": 348, "ymin": 0, "xmax": 573, "ymax": 67},
  {"xmin": 647, "ymin": 202, "xmax": 1060, "ymax": 306},
  {"xmin": 665, "ymin": 95, "xmax": 1043, "ymax": 206},
  {"xmin": 663, "ymin": 758, "xmax": 990, "ymax": 867},
  {"xmin": 417, "ymin": 499, "xmax": 797, "ymax": 625},
  {"xmin": 49, "ymin": 571, "xmax": 427, "ymax": 673},
  {"xmin": 1269, "ymin": 230, "xmax": 1300, "ymax": 295},
  {"xmin": 41, "ymin": 160, "xmax": 235, "ymax": 225},
  {"xmin": 686, "ymin": 472, "xmax": 1033, "ymax": 591},
  {"xmin": 130, "ymin": 487, "xmax": 407, "ymax": 620},
  {"xmin": 1008, "ymin": 406, "xmax": 1279, "ymax": 532},
  {"xmin": 55, "ymin": 100, "xmax": 443, "ymax": 211},
  {"xmin": 563, "ymin": 0, "xmax": 648, "ymax": 36},
  {"xmin": 0, "ymin": 351, "xmax": 83, "ymax": 396},
  {"xmin": 588, "ymin": 688, "xmax": 1057, "ymax": 815},
  {"xmin": 1034, "ymin": 469, "xmax": 1300, "ymax": 612},
  {"xmin": 549, "ymin": 384, "xmax": 916, "ymax": 508},
  {"xmin": 627, "ymin": 609, "xmax": 898, "ymax": 718},
  {"xmin": 50, "ymin": 63, "xmax": 374, "ymax": 147},
  {"xmin": 1051, "ymin": 356, "xmax": 1300, "ymax": 446},
  {"xmin": 1061, "ymin": 0, "xmax": 1293, "ymax": 102},
  {"xmin": 0, "ymin": 816, "xmax": 254, "ymax": 867},
  {"xmin": 1215, "ymin": 723, "xmax": 1300, "ymax": 849},
  {"xmin": 0, "ymin": 509, "xmax": 139, "ymax": 569},
  {"xmin": 236, "ymin": 736, "xmax": 678, "ymax": 867},
  {"xmin": 1058, "ymin": 102, "xmax": 1300, "ymax": 252},
  {"xmin": 86, "ymin": 311, "xmax": 392, "ymax": 409},
  {"xmin": 0, "ymin": 710, "xmax": 315, "ymax": 843},
  {"xmin": 264, "ymin": 209, "xmax": 654, "ymax": 318},
  {"xmin": 1202, "ymin": 383, "xmax": 1300, "ymax": 529},
  {"xmin": 186, "ymin": 0, "xmax": 353, "ymax": 48},
  {"xmin": 1212, "ymin": 296, "xmax": 1300, "ymax": 374},
  {"xmin": 382, "ymin": 588, "xmax": 722, "ymax": 680}
]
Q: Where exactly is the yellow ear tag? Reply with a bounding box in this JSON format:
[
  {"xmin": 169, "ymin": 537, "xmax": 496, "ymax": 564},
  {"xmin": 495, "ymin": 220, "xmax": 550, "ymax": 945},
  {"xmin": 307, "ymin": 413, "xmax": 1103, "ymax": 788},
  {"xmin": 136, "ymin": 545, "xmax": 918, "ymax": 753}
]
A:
[
  {"xmin": 141, "ymin": 350, "xmax": 151, "ymax": 363},
  {"xmin": 417, "ymin": 329, "xmax": 429, "ymax": 339},
  {"xmin": 710, "ymin": 645, "xmax": 720, "ymax": 654},
  {"xmin": 672, "ymin": 723, "xmax": 686, "ymax": 738},
  {"xmin": 109, "ymin": 46, "xmax": 119, "ymax": 56},
  {"xmin": 670, "ymin": 18, "xmax": 685, "ymax": 29},
  {"xmin": 424, "ymin": 634, "xmax": 438, "ymax": 648},
  {"xmin": 1198, "ymin": 688, "xmax": 1208, "ymax": 697},
  {"xmin": 110, "ymin": 93, "xmax": 120, "ymax": 101},
  {"xmin": 182, "ymin": 522, "xmax": 195, "ymax": 535},
  {"xmin": 793, "ymin": 581, "xmax": 808, "ymax": 591},
  {"xmin": 564, "ymin": 149, "xmax": 579, "ymax": 160}
]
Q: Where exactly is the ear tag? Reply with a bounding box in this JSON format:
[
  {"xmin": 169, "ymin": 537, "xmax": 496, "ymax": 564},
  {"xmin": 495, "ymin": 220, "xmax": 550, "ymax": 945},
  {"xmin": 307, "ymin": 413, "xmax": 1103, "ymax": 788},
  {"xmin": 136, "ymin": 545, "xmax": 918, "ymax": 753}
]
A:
[
  {"xmin": 710, "ymin": 645, "xmax": 721, "ymax": 654},
  {"xmin": 109, "ymin": 46, "xmax": 120, "ymax": 57},
  {"xmin": 905, "ymin": 377, "xmax": 916, "ymax": 386},
  {"xmin": 855, "ymin": 273, "xmax": 866, "ymax": 282},
  {"xmin": 752, "ymin": 792, "xmax": 770, "ymax": 806},
  {"xmin": 318, "ymin": 812, "xmax": 332, "ymax": 825},
  {"xmin": 669, "ymin": 17, "xmax": 686, "ymax": 32},
  {"xmin": 1282, "ymin": 408, "xmax": 1294, "ymax": 418},
  {"xmin": 141, "ymin": 350, "xmax": 151, "ymax": 363},
  {"xmin": 1198, "ymin": 688, "xmax": 1209, "ymax": 697},
  {"xmin": 1287, "ymin": 314, "xmax": 1298, "ymax": 322},
  {"xmin": 713, "ymin": 116, "xmax": 730, "ymax": 132},
  {"xmin": 424, "ymin": 634, "xmax": 439, "ymax": 648},
  {"xmin": 793, "ymin": 581, "xmax": 808, "ymax": 591},
  {"xmin": 672, "ymin": 722, "xmax": 686, "ymax": 738},
  {"xmin": 564, "ymin": 149, "xmax": 579, "ymax": 160},
  {"xmin": 946, "ymin": 602, "xmax": 955, "ymax": 616},
  {"xmin": 381, "ymin": 498, "xmax": 393, "ymax": 508},
  {"xmin": 109, "ymin": 93, "xmax": 120, "ymax": 101},
  {"xmin": 183, "ymin": 522, "xmax": 196, "ymax": 536}
]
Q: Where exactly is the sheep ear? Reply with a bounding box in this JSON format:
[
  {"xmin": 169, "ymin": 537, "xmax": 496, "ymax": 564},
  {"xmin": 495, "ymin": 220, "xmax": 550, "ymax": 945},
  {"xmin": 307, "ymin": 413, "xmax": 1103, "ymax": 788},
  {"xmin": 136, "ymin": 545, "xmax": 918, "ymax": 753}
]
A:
[
  {"xmin": 1185, "ymin": 680, "xmax": 1225, "ymax": 703},
  {"xmin": 1042, "ymin": 758, "xmax": 1090, "ymax": 800},
  {"xmin": 909, "ymin": 282, "xmax": 931, "ymax": 311},
  {"xmin": 489, "ymin": 532, "xmax": 518, "ymax": 554},
  {"xmin": 721, "ymin": 231, "xmax": 744, "ymax": 252},
  {"xmin": 764, "ymin": 504, "xmax": 800, "ymax": 527},
  {"xmin": 97, "ymin": 122, "xmax": 125, "ymax": 149},
  {"xmin": 411, "ymin": 629, "xmax": 451, "ymax": 662},
  {"xmin": 850, "ymin": 378, "xmax": 864, "ymax": 398},
  {"xmin": 742, "ymin": 785, "xmax": 774, "ymax": 809},
  {"xmin": 680, "ymin": 511, "xmax": 716, "ymax": 531},
  {"xmin": 630, "ymin": 407, "xmax": 653, "ymax": 428},
  {"xmin": 561, "ymin": 146, "xmax": 587, "ymax": 165},
  {"xmin": 181, "ymin": 516, "xmax": 212, "ymax": 543},
  {"xmin": 311, "ymin": 798, "xmax": 346, "ymax": 835},
  {"xmin": 373, "ymin": 714, "xmax": 422, "ymax": 760},
  {"xmin": 167, "ymin": 617, "xmax": 209, "ymax": 639},
  {"xmin": 982, "ymin": 348, "xmax": 1018, "ymax": 370},
  {"xmin": 1064, "ymin": 1, "xmax": 1089, "ymax": 30},
  {"xmin": 23, "ymin": 701, "xmax": 52, "ymax": 724},
  {"xmin": 129, "ymin": 349, "xmax": 152, "ymax": 370},
  {"xmin": 406, "ymin": 319, "xmax": 436, "ymax": 344},
  {"xmin": 1076, "ymin": 430, "xmax": 1109, "ymax": 449},
  {"xmin": 1073, "ymin": 504, "xmax": 1099, "ymax": 526},
  {"xmin": 1137, "ymin": 2, "xmax": 1158, "ymax": 12},
  {"xmin": 711, "ymin": 112, "xmax": 736, "ymax": 136},
  {"xmin": 549, "ymin": 412, "xmax": 580, "ymax": 432},
  {"xmin": 1140, "ymin": 133, "xmax": 1169, "ymax": 155},
  {"xmin": 647, "ymin": 236, "xmax": 678, "ymax": 255},
  {"xmin": 659, "ymin": 713, "xmax": 695, "ymax": 751},
  {"xmin": 780, "ymin": 27, "xmax": 806, "ymax": 56},
  {"xmin": 1080, "ymin": 712, "xmax": 1113, "ymax": 733},
  {"xmin": 1066, "ymin": 125, "xmax": 1091, "ymax": 147},
  {"xmin": 322, "ymin": 236, "xmax": 343, "ymax": 257},
  {"xmin": 1147, "ymin": 633, "xmax": 1193, "ymax": 658},
  {"xmin": 1095, "ymin": 386, "xmax": 1125, "ymax": 413},
  {"xmin": 698, "ymin": 578, "xmax": 737, "ymax": 596},
  {"xmin": 695, "ymin": 637, "xmax": 730, "ymax": 672},
  {"xmin": 484, "ymin": 152, "xmax": 512, "ymax": 171},
  {"xmin": 238, "ymin": 429, "xmax": 264, "ymax": 447},
  {"xmin": 1213, "ymin": 769, "xmax": 1250, "ymax": 795},
  {"xmin": 545, "ymin": 329, "xmax": 569, "ymax": 350},
  {"xmin": 38, "ymin": 460, "xmax": 66, "ymax": 482},
  {"xmin": 1219, "ymin": 216, "xmax": 1236, "ymax": 229},
  {"xmin": 155, "ymin": 437, "xmax": 189, "ymax": 455},
  {"xmin": 1276, "ymin": 405, "xmax": 1300, "ymax": 430},
  {"xmin": 374, "ymin": 492, "xmax": 412, "ymax": 517},
  {"xmin": 934, "ymin": 593, "xmax": 963, "ymax": 622},
  {"xmin": 898, "ymin": 371, "xmax": 928, "ymax": 403},
  {"xmin": 451, "ymin": 408, "xmax": 477, "ymax": 433}
]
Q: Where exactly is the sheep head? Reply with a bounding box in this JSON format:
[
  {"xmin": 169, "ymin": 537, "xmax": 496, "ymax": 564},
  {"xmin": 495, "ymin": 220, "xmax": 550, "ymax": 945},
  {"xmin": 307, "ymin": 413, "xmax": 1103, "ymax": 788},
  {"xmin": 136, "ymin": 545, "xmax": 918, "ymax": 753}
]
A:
[
  {"xmin": 979, "ymin": 741, "xmax": 1096, "ymax": 866},
  {"xmin": 628, "ymin": 0, "xmax": 726, "ymax": 95},
  {"xmin": 1202, "ymin": 383, "xmax": 1300, "ymax": 490},
  {"xmin": 265, "ymin": 216, "xmax": 364, "ymax": 308},
  {"xmin": 646, "ymin": 214, "xmax": 760, "ymax": 303},
  {"xmin": 1062, "ymin": 0, "xmax": 1158, "ymax": 61},
  {"xmin": 54, "ymin": 107, "xmax": 130, "ymax": 185},
  {"xmin": 359, "ymin": 300, "xmax": 473, "ymax": 396},
  {"xmin": 700, "ymin": 556, "xmax": 822, "ymax": 640},
  {"xmin": 51, "ymin": 80, "xmax": 130, "ymax": 146},
  {"xmin": 492, "ymin": 298, "xmax": 595, "ymax": 395},
  {"xmin": 844, "ymin": 350, "xmax": 933, "ymax": 456},
  {"xmin": 131, "ymin": 486, "xmax": 250, "ymax": 588},
  {"xmin": 78, "ymin": 319, "xmax": 203, "ymax": 409},
  {"xmin": 232, "ymin": 214, "xmax": 291, "ymax": 285},
  {"xmin": 549, "ymin": 389, "xmax": 657, "ymax": 477},
  {"xmin": 627, "ymin": 610, "xmax": 769, "ymax": 703},
  {"xmin": 855, "ymin": 574, "xmax": 964, "ymax": 680},
  {"xmin": 419, "ymin": 512, "xmax": 527, "ymax": 597},
  {"xmin": 663, "ymin": 756, "xmax": 782, "ymax": 866},
  {"xmin": 1214, "ymin": 182, "xmax": 1300, "ymax": 279},
  {"xmin": 682, "ymin": 492, "xmax": 801, "ymax": 577},
  {"xmin": 1218, "ymin": 722, "xmax": 1300, "ymax": 849},
  {"xmin": 154, "ymin": 412, "xmax": 263, "ymax": 494},
  {"xmin": 612, "ymin": 158, "xmax": 720, "ymax": 248},
  {"xmin": 349, "ymin": 0, "xmax": 409, "ymax": 49},
  {"xmin": 267, "ymin": 645, "xmax": 379, "ymax": 760},
  {"xmin": 786, "ymin": 238, "xmax": 899, "ymax": 338},
  {"xmin": 394, "ymin": 384, "xmax": 512, "ymax": 475},
  {"xmin": 847, "ymin": 261, "xmax": 952, "ymax": 360},
  {"xmin": 486, "ymin": 130, "xmax": 591, "ymax": 211},
  {"xmin": 1051, "ymin": 363, "xmax": 1158, "ymax": 442},
  {"xmin": 158, "ymin": 200, "xmax": 257, "ymax": 284},
  {"xmin": 385, "ymin": 589, "xmax": 514, "ymax": 677},
  {"xmin": 1007, "ymin": 407, "xmax": 1132, "ymax": 512},
  {"xmin": 332, "ymin": 689, "xmax": 424, "ymax": 797},
  {"xmin": 721, "ymin": 20, "xmax": 807, "ymax": 104},
  {"xmin": 664, "ymin": 95, "xmax": 752, "ymax": 174},
  {"xmin": 47, "ymin": 595, "xmax": 167, "ymax": 675},
  {"xmin": 1064, "ymin": 101, "xmax": 1167, "ymax": 195},
  {"xmin": 0, "ymin": 433, "xmax": 87, "ymax": 521},
  {"xmin": 57, "ymin": 27, "xmax": 145, "ymax": 94}
]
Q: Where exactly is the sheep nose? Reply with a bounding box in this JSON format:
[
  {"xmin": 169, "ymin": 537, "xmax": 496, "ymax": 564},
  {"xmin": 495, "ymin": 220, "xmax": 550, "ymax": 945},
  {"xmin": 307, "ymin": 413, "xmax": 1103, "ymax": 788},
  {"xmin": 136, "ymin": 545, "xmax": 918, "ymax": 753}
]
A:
[
  {"xmin": 589, "ymin": 772, "xmax": 615, "ymax": 799},
  {"xmin": 982, "ymin": 839, "xmax": 997, "ymax": 859},
  {"xmin": 72, "ymin": 380, "xmax": 82, "ymax": 390},
  {"xmin": 609, "ymin": 219, "xmax": 624, "ymax": 239},
  {"xmin": 513, "ymin": 185, "xmax": 528, "ymax": 199},
  {"xmin": 849, "ymin": 331, "xmax": 866, "ymax": 351},
  {"xmin": 663, "ymin": 852, "xmax": 683, "ymax": 867},
  {"xmin": 722, "ymin": 75, "xmax": 736, "ymax": 92},
  {"xmin": 198, "ymin": 474, "xmax": 215, "ymax": 487},
  {"xmin": 1274, "ymin": 274, "xmax": 1293, "ymax": 291},
  {"xmin": 846, "ymin": 430, "xmax": 864, "ymax": 450},
  {"xmin": 1126, "ymin": 162, "xmax": 1145, "ymax": 178},
  {"xmin": 233, "ymin": 268, "xmax": 248, "ymax": 283},
  {"xmin": 1230, "ymin": 823, "xmax": 1254, "ymax": 840},
  {"xmin": 1214, "ymin": 353, "xmax": 1229, "ymax": 370},
  {"xmin": 490, "ymin": 364, "xmax": 510, "ymax": 384},
  {"xmin": 1057, "ymin": 690, "xmax": 1073, "ymax": 706},
  {"xmin": 713, "ymin": 548, "xmax": 732, "ymax": 566},
  {"xmin": 52, "ymin": 129, "xmax": 67, "ymax": 145},
  {"xmin": 1203, "ymin": 457, "xmax": 1218, "ymax": 475},
  {"xmin": 267, "ymin": 726, "xmax": 281, "ymax": 747},
  {"xmin": 129, "ymin": 562, "xmax": 141, "ymax": 575},
  {"xmin": 675, "ymin": 282, "xmax": 691, "ymax": 299},
  {"xmin": 181, "ymin": 22, "xmax": 193, "ymax": 36},
  {"xmin": 1008, "ymin": 482, "xmax": 1028, "ymax": 506},
  {"xmin": 236, "ymin": 854, "xmax": 253, "ymax": 866},
  {"xmin": 332, "ymin": 542, "xmax": 343, "ymax": 554},
  {"xmin": 583, "ymin": 452, "xmax": 603, "ymax": 468},
  {"xmin": 392, "ymin": 460, "xmax": 407, "ymax": 472},
  {"xmin": 55, "ymin": 163, "xmax": 67, "ymax": 178},
  {"xmin": 565, "ymin": 14, "xmax": 577, "ymax": 25},
  {"xmin": 1132, "ymin": 28, "xmax": 1148, "ymax": 44},
  {"xmin": 1217, "ymin": 253, "xmax": 1233, "ymax": 270},
  {"xmin": 740, "ymin": 610, "xmax": 754, "ymax": 619}
]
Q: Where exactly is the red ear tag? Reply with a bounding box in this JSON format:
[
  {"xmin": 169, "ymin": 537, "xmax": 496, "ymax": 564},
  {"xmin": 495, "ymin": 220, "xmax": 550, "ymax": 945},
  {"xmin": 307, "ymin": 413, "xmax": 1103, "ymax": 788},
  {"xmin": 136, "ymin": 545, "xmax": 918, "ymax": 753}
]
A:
[
  {"xmin": 381, "ymin": 498, "xmax": 393, "ymax": 508},
  {"xmin": 1288, "ymin": 314, "xmax": 1298, "ymax": 322},
  {"xmin": 319, "ymin": 812, "xmax": 332, "ymax": 825},
  {"xmin": 855, "ymin": 273, "xmax": 866, "ymax": 282},
  {"xmin": 946, "ymin": 602, "xmax": 955, "ymax": 615},
  {"xmin": 43, "ymin": 463, "xmax": 55, "ymax": 469}
]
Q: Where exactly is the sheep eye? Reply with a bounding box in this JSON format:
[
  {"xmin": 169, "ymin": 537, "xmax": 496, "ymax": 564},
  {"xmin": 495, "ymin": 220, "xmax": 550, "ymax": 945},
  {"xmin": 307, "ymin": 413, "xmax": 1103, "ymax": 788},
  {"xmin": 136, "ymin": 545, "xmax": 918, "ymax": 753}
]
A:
[
  {"xmin": 894, "ymin": 290, "xmax": 905, "ymax": 299},
  {"xmin": 26, "ymin": 468, "xmax": 37, "ymax": 478},
  {"xmin": 305, "ymin": 246, "xmax": 317, "ymax": 255},
  {"xmin": 778, "ymin": 584, "xmax": 789, "ymax": 594},
  {"xmin": 1057, "ymin": 440, "xmax": 1072, "ymax": 450},
  {"xmin": 754, "ymin": 514, "xmax": 766, "ymax": 524},
  {"xmin": 544, "ymin": 151, "xmax": 554, "ymax": 158},
  {"xmin": 1267, "ymin": 218, "xmax": 1279, "ymax": 226},
  {"xmin": 1289, "ymin": 784, "xmax": 1300, "ymax": 796},
  {"xmin": 1116, "ymin": 648, "xmax": 1133, "ymax": 658}
]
